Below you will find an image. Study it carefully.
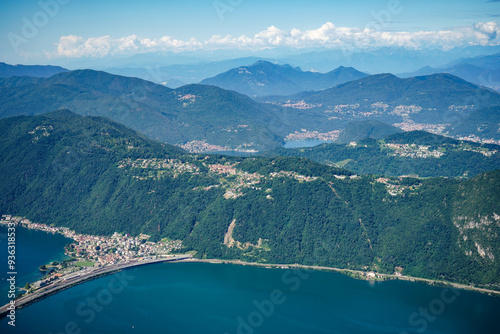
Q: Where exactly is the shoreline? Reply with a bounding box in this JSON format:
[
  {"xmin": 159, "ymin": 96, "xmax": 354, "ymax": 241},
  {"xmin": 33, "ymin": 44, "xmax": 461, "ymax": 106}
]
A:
[
  {"xmin": 0, "ymin": 255, "xmax": 192, "ymax": 319},
  {"xmin": 1, "ymin": 221, "xmax": 499, "ymax": 320},
  {"xmin": 181, "ymin": 258, "xmax": 500, "ymax": 297},
  {"xmin": 1, "ymin": 255, "xmax": 499, "ymax": 320}
]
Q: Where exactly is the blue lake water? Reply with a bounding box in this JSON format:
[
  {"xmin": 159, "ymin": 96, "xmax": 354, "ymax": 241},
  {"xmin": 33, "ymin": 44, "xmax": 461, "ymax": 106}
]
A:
[
  {"xmin": 0, "ymin": 224, "xmax": 71, "ymax": 305},
  {"xmin": 1, "ymin": 227, "xmax": 500, "ymax": 333},
  {"xmin": 284, "ymin": 140, "xmax": 333, "ymax": 148}
]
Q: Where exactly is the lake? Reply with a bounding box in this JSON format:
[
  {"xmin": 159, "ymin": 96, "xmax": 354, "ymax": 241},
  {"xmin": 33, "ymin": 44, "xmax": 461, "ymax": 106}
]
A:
[
  {"xmin": 0, "ymin": 224, "xmax": 71, "ymax": 305},
  {"xmin": 284, "ymin": 140, "xmax": 333, "ymax": 148},
  {"xmin": 1, "ymin": 227, "xmax": 499, "ymax": 333}
]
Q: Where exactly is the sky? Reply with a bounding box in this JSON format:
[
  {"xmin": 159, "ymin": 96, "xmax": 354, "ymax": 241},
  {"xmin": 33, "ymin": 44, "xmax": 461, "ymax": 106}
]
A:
[{"xmin": 1, "ymin": 0, "xmax": 500, "ymax": 65}]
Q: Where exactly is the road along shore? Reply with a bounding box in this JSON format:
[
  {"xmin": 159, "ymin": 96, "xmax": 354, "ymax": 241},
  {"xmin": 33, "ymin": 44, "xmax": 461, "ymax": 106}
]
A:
[{"xmin": 0, "ymin": 255, "xmax": 192, "ymax": 319}]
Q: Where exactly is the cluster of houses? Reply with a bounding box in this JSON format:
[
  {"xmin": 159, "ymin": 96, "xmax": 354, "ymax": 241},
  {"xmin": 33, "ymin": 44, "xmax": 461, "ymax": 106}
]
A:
[
  {"xmin": 282, "ymin": 100, "xmax": 322, "ymax": 110},
  {"xmin": 269, "ymin": 171, "xmax": 318, "ymax": 183},
  {"xmin": 28, "ymin": 124, "xmax": 53, "ymax": 143},
  {"xmin": 454, "ymin": 135, "xmax": 500, "ymax": 146},
  {"xmin": 220, "ymin": 124, "xmax": 251, "ymax": 133},
  {"xmin": 462, "ymin": 147, "xmax": 498, "ymax": 157},
  {"xmin": 385, "ymin": 143, "xmax": 445, "ymax": 159},
  {"xmin": 179, "ymin": 140, "xmax": 230, "ymax": 153},
  {"xmin": 0, "ymin": 215, "xmax": 183, "ymax": 267},
  {"xmin": 285, "ymin": 129, "xmax": 341, "ymax": 142},
  {"xmin": 390, "ymin": 105, "xmax": 423, "ymax": 118},
  {"xmin": 118, "ymin": 158, "xmax": 200, "ymax": 179},
  {"xmin": 68, "ymin": 232, "xmax": 183, "ymax": 265},
  {"xmin": 392, "ymin": 121, "xmax": 447, "ymax": 134},
  {"xmin": 2, "ymin": 215, "xmax": 185, "ymax": 296},
  {"xmin": 208, "ymin": 163, "xmax": 264, "ymax": 199},
  {"xmin": 376, "ymin": 177, "xmax": 421, "ymax": 197}
]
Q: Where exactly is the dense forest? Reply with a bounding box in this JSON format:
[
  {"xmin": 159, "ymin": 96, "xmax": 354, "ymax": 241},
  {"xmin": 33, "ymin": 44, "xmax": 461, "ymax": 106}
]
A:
[{"xmin": 1, "ymin": 111, "xmax": 499, "ymax": 288}]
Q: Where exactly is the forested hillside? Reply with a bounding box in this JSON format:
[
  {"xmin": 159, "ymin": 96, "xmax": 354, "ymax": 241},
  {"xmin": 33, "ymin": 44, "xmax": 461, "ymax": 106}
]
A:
[
  {"xmin": 0, "ymin": 70, "xmax": 289, "ymax": 151},
  {"xmin": 1, "ymin": 111, "xmax": 499, "ymax": 288},
  {"xmin": 268, "ymin": 131, "xmax": 500, "ymax": 178}
]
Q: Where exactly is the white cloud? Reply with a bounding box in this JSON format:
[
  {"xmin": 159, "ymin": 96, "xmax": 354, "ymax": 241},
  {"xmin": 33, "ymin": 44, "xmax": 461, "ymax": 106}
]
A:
[{"xmin": 48, "ymin": 21, "xmax": 500, "ymax": 58}]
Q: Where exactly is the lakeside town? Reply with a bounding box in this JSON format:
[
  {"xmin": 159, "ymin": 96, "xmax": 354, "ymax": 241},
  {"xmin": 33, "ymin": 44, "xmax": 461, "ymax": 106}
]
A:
[
  {"xmin": 179, "ymin": 140, "xmax": 259, "ymax": 154},
  {"xmin": 285, "ymin": 129, "xmax": 341, "ymax": 142},
  {"xmin": 0, "ymin": 215, "xmax": 183, "ymax": 295}
]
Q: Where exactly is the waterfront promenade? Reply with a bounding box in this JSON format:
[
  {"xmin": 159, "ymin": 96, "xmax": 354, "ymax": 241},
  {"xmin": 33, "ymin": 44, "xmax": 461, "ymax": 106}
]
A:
[{"xmin": 0, "ymin": 255, "xmax": 192, "ymax": 319}]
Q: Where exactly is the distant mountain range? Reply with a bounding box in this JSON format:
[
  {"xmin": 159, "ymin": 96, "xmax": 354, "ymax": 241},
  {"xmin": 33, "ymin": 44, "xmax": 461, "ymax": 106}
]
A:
[
  {"xmin": 57, "ymin": 45, "xmax": 500, "ymax": 74},
  {"xmin": 0, "ymin": 69, "xmax": 290, "ymax": 151},
  {"xmin": 0, "ymin": 62, "xmax": 69, "ymax": 78},
  {"xmin": 103, "ymin": 57, "xmax": 273, "ymax": 88},
  {"xmin": 200, "ymin": 61, "xmax": 368, "ymax": 97},
  {"xmin": 447, "ymin": 53, "xmax": 500, "ymax": 71},
  {"xmin": 1, "ymin": 67, "xmax": 499, "ymax": 150},
  {"xmin": 263, "ymin": 73, "xmax": 500, "ymax": 129},
  {"xmin": 278, "ymin": 46, "xmax": 500, "ymax": 73},
  {"xmin": 399, "ymin": 53, "xmax": 500, "ymax": 91}
]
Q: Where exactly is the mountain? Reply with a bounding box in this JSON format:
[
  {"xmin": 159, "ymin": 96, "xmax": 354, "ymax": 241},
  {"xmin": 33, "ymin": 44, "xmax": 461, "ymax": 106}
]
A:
[
  {"xmin": 0, "ymin": 62, "xmax": 69, "ymax": 78},
  {"xmin": 103, "ymin": 57, "xmax": 272, "ymax": 87},
  {"xmin": 447, "ymin": 53, "xmax": 500, "ymax": 71},
  {"xmin": 399, "ymin": 62, "xmax": 500, "ymax": 91},
  {"xmin": 0, "ymin": 76, "xmax": 43, "ymax": 88},
  {"xmin": 335, "ymin": 120, "xmax": 403, "ymax": 144},
  {"xmin": 267, "ymin": 130, "xmax": 500, "ymax": 178},
  {"xmin": 277, "ymin": 46, "xmax": 500, "ymax": 74},
  {"xmin": 0, "ymin": 69, "xmax": 290, "ymax": 151},
  {"xmin": 445, "ymin": 106, "xmax": 500, "ymax": 141},
  {"xmin": 264, "ymin": 73, "xmax": 500, "ymax": 127},
  {"xmin": 1, "ymin": 111, "xmax": 499, "ymax": 287},
  {"xmin": 200, "ymin": 61, "xmax": 368, "ymax": 97}
]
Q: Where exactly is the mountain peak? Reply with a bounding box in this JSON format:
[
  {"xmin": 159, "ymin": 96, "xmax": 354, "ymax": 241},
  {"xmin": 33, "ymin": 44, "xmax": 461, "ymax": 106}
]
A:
[{"xmin": 200, "ymin": 62, "xmax": 367, "ymax": 97}]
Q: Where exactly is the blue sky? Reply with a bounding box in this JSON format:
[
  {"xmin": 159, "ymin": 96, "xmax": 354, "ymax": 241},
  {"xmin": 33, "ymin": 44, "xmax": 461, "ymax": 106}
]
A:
[{"xmin": 1, "ymin": 0, "xmax": 499, "ymax": 64}]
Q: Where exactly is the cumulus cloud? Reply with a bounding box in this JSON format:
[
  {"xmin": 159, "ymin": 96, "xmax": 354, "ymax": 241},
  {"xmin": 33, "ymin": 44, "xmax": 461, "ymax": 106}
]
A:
[{"xmin": 48, "ymin": 21, "xmax": 500, "ymax": 58}]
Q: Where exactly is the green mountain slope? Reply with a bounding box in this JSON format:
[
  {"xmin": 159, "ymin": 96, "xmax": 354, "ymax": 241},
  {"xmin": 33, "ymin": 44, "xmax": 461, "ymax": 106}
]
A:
[
  {"xmin": 0, "ymin": 76, "xmax": 44, "ymax": 88},
  {"xmin": 267, "ymin": 131, "xmax": 500, "ymax": 178},
  {"xmin": 1, "ymin": 112, "xmax": 499, "ymax": 287},
  {"xmin": 264, "ymin": 73, "xmax": 500, "ymax": 126},
  {"xmin": 336, "ymin": 120, "xmax": 403, "ymax": 144},
  {"xmin": 445, "ymin": 106, "xmax": 500, "ymax": 141},
  {"xmin": 0, "ymin": 70, "xmax": 289, "ymax": 151}
]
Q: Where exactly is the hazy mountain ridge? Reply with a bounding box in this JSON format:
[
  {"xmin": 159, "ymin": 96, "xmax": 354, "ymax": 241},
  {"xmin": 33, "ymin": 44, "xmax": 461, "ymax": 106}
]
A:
[
  {"xmin": 200, "ymin": 61, "xmax": 368, "ymax": 97},
  {"xmin": 2, "ymin": 68, "xmax": 499, "ymax": 150},
  {"xmin": 103, "ymin": 57, "xmax": 273, "ymax": 87},
  {"xmin": 264, "ymin": 73, "xmax": 500, "ymax": 128},
  {"xmin": 399, "ymin": 53, "xmax": 500, "ymax": 91},
  {"xmin": 0, "ymin": 62, "xmax": 69, "ymax": 78}
]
